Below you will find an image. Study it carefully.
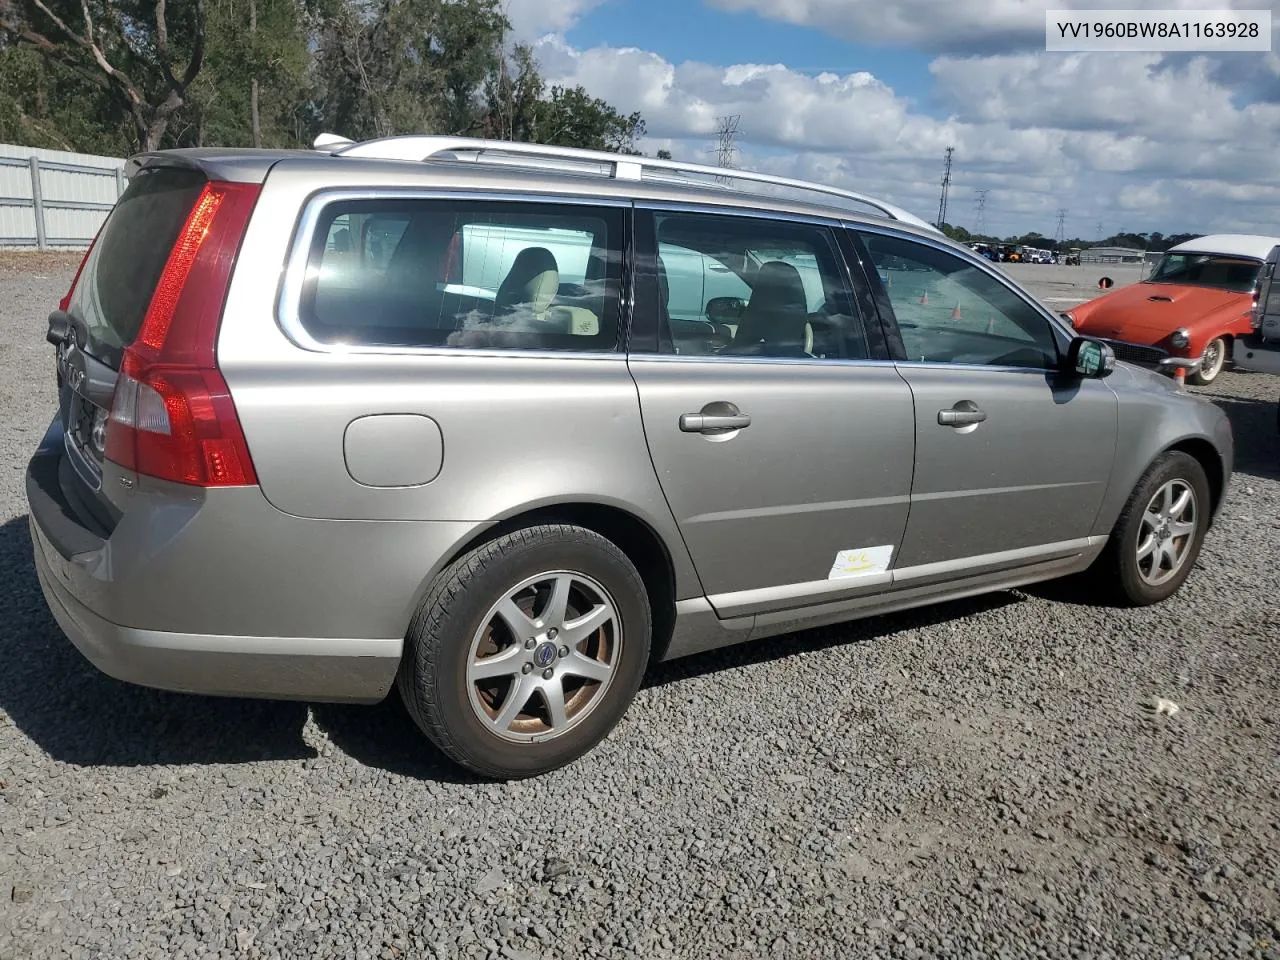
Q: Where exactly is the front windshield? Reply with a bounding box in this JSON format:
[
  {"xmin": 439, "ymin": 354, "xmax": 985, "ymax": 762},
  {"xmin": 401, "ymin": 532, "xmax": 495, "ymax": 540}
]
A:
[{"xmin": 1147, "ymin": 253, "xmax": 1260, "ymax": 293}]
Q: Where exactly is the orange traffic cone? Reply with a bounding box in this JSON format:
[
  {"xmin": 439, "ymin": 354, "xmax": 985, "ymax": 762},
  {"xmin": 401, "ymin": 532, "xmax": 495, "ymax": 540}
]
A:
[
  {"xmin": 951, "ymin": 302, "xmax": 962, "ymax": 321},
  {"xmin": 1172, "ymin": 366, "xmax": 1186, "ymax": 389},
  {"xmin": 919, "ymin": 290, "xmax": 928, "ymax": 305}
]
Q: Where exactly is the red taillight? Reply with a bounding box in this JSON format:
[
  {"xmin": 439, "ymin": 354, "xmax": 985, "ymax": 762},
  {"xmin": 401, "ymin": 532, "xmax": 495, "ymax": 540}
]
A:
[{"xmin": 104, "ymin": 180, "xmax": 261, "ymax": 487}]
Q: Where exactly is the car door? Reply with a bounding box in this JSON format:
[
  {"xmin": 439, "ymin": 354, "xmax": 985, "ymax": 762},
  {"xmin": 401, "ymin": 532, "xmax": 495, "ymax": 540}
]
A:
[
  {"xmin": 849, "ymin": 227, "xmax": 1118, "ymax": 579},
  {"xmin": 627, "ymin": 207, "xmax": 916, "ymax": 619}
]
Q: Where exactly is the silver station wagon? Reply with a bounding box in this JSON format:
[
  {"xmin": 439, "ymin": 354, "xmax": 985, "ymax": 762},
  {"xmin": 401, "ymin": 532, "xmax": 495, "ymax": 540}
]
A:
[{"xmin": 28, "ymin": 136, "xmax": 1233, "ymax": 778}]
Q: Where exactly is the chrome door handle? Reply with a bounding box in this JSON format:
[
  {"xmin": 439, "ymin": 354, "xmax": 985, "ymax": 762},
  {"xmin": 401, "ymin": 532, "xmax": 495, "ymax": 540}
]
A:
[
  {"xmin": 680, "ymin": 412, "xmax": 751, "ymax": 433},
  {"xmin": 937, "ymin": 407, "xmax": 987, "ymax": 426}
]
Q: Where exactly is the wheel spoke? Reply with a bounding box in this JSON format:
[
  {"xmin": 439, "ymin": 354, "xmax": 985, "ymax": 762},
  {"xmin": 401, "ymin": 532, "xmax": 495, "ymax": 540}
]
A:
[
  {"xmin": 562, "ymin": 652, "xmax": 612, "ymax": 684},
  {"xmin": 562, "ymin": 602, "xmax": 613, "ymax": 646},
  {"xmin": 492, "ymin": 674, "xmax": 535, "ymax": 730},
  {"xmin": 495, "ymin": 597, "xmax": 536, "ymax": 644},
  {"xmin": 1169, "ymin": 487, "xmax": 1192, "ymax": 519},
  {"xmin": 542, "ymin": 680, "xmax": 568, "ymax": 729},
  {"xmin": 540, "ymin": 575, "xmax": 573, "ymax": 628},
  {"xmin": 1161, "ymin": 484, "xmax": 1174, "ymax": 515},
  {"xmin": 1158, "ymin": 540, "xmax": 1177, "ymax": 572},
  {"xmin": 468, "ymin": 643, "xmax": 525, "ymax": 682},
  {"xmin": 1136, "ymin": 533, "xmax": 1158, "ymax": 562},
  {"xmin": 1169, "ymin": 520, "xmax": 1195, "ymax": 538}
]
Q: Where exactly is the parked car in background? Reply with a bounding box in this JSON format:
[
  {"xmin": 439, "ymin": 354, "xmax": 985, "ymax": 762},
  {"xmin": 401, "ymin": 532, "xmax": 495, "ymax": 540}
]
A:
[
  {"xmin": 1064, "ymin": 234, "xmax": 1280, "ymax": 385},
  {"xmin": 1232, "ymin": 244, "xmax": 1280, "ymax": 431},
  {"xmin": 27, "ymin": 136, "xmax": 1234, "ymax": 779}
]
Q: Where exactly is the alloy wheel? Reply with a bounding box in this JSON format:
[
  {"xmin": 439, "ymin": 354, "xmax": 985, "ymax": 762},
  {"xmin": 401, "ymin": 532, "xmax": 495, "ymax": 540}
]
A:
[
  {"xmin": 465, "ymin": 571, "xmax": 621, "ymax": 742},
  {"xmin": 1135, "ymin": 479, "xmax": 1198, "ymax": 586}
]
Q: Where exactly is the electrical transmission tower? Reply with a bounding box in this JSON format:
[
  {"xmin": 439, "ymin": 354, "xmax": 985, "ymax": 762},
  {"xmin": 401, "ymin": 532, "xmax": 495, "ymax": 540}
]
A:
[
  {"xmin": 974, "ymin": 189, "xmax": 990, "ymax": 237},
  {"xmin": 1055, "ymin": 208, "xmax": 1068, "ymax": 247},
  {"xmin": 714, "ymin": 115, "xmax": 741, "ymax": 184},
  {"xmin": 935, "ymin": 147, "xmax": 955, "ymax": 228},
  {"xmin": 1096, "ymin": 222, "xmax": 1103, "ymax": 242}
]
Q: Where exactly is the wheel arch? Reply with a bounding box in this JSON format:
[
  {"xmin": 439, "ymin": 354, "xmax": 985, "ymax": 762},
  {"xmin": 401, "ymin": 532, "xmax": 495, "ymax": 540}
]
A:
[
  {"xmin": 1163, "ymin": 437, "xmax": 1226, "ymax": 525},
  {"xmin": 411, "ymin": 500, "xmax": 685, "ymax": 664}
]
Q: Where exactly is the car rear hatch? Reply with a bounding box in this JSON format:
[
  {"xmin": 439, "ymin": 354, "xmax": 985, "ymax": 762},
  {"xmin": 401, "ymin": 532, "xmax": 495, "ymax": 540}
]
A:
[{"xmin": 42, "ymin": 161, "xmax": 263, "ymax": 532}]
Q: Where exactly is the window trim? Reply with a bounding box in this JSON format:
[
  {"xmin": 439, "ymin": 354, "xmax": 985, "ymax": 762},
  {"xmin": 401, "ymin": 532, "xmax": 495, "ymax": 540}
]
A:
[
  {"xmin": 629, "ymin": 202, "xmax": 889, "ymax": 364},
  {"xmin": 849, "ymin": 222, "xmax": 1076, "ymax": 373},
  {"xmin": 276, "ymin": 188, "xmax": 632, "ymax": 359}
]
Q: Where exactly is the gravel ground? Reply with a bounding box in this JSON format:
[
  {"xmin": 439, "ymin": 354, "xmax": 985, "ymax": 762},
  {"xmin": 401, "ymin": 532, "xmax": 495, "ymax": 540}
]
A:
[{"xmin": 1, "ymin": 260, "xmax": 1277, "ymax": 960}]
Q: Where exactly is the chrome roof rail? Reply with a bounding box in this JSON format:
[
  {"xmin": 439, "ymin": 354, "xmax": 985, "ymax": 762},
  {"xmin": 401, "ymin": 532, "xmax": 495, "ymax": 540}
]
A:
[{"xmin": 313, "ymin": 133, "xmax": 940, "ymax": 233}]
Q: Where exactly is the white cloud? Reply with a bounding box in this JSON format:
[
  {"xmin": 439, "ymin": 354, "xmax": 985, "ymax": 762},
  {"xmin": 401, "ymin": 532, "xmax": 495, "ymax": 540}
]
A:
[
  {"xmin": 532, "ymin": 35, "xmax": 1280, "ymax": 237},
  {"xmin": 502, "ymin": 0, "xmax": 605, "ymax": 42},
  {"xmin": 704, "ymin": 0, "xmax": 1280, "ymax": 55}
]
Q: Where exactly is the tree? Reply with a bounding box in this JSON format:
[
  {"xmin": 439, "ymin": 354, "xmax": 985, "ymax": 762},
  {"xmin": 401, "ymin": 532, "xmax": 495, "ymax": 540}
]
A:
[
  {"xmin": 0, "ymin": 0, "xmax": 207, "ymax": 151},
  {"xmin": 656, "ymin": 149, "xmax": 672, "ymax": 160},
  {"xmin": 0, "ymin": 0, "xmax": 650, "ymax": 157},
  {"xmin": 308, "ymin": 0, "xmax": 506, "ymax": 142},
  {"xmin": 184, "ymin": 0, "xmax": 309, "ymax": 148},
  {"xmin": 479, "ymin": 43, "xmax": 646, "ymax": 153}
]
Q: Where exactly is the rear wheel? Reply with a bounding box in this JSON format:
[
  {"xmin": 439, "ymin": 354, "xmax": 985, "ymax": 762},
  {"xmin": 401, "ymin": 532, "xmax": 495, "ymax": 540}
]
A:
[
  {"xmin": 397, "ymin": 524, "xmax": 651, "ymax": 779},
  {"xmin": 1092, "ymin": 451, "xmax": 1211, "ymax": 606},
  {"xmin": 1187, "ymin": 336, "xmax": 1227, "ymax": 385}
]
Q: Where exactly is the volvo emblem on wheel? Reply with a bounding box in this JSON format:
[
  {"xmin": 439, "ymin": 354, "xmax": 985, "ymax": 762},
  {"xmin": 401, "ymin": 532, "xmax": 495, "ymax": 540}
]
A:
[{"xmin": 534, "ymin": 642, "xmax": 557, "ymax": 668}]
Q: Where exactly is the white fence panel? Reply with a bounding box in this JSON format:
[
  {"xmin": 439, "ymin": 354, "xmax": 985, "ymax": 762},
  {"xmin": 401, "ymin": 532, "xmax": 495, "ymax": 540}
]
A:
[{"xmin": 0, "ymin": 143, "xmax": 125, "ymax": 249}]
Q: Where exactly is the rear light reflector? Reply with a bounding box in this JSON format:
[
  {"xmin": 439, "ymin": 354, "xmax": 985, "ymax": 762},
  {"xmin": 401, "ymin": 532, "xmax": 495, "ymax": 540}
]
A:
[{"xmin": 103, "ymin": 180, "xmax": 261, "ymax": 487}]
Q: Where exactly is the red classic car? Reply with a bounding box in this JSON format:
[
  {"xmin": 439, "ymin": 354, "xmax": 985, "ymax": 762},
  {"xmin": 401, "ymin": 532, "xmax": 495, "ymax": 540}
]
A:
[{"xmin": 1064, "ymin": 234, "xmax": 1280, "ymax": 385}]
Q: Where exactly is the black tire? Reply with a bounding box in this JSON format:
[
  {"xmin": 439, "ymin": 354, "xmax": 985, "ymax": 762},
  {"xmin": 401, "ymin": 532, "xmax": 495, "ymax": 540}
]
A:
[
  {"xmin": 396, "ymin": 524, "xmax": 651, "ymax": 779},
  {"xmin": 1091, "ymin": 451, "xmax": 1211, "ymax": 606},
  {"xmin": 1187, "ymin": 336, "xmax": 1227, "ymax": 385}
]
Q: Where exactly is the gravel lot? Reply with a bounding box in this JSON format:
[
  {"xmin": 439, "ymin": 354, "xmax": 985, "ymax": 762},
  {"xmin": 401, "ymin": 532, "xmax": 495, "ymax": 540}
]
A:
[{"xmin": 1, "ymin": 259, "xmax": 1277, "ymax": 960}]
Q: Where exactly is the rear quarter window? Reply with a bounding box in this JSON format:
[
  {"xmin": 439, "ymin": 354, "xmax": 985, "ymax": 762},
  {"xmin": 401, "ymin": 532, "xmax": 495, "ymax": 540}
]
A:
[{"xmin": 296, "ymin": 199, "xmax": 625, "ymax": 352}]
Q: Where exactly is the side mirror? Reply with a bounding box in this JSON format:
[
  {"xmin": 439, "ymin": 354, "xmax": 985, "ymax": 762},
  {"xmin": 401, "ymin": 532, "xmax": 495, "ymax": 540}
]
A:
[
  {"xmin": 706, "ymin": 296, "xmax": 746, "ymax": 324},
  {"xmin": 1066, "ymin": 336, "xmax": 1115, "ymax": 378}
]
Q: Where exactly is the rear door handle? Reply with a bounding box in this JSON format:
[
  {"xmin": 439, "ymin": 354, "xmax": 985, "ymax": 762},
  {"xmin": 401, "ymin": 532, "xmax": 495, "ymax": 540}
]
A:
[
  {"xmin": 680, "ymin": 412, "xmax": 751, "ymax": 433},
  {"xmin": 937, "ymin": 407, "xmax": 987, "ymax": 426}
]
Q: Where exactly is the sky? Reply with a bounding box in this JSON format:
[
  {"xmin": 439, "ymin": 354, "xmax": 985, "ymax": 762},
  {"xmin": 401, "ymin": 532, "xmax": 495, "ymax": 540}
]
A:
[{"xmin": 503, "ymin": 0, "xmax": 1280, "ymax": 240}]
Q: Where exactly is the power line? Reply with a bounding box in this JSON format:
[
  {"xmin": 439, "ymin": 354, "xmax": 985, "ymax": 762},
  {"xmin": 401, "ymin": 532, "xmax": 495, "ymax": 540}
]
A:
[
  {"xmin": 935, "ymin": 146, "xmax": 955, "ymax": 228},
  {"xmin": 714, "ymin": 115, "xmax": 741, "ymax": 185},
  {"xmin": 974, "ymin": 189, "xmax": 990, "ymax": 237}
]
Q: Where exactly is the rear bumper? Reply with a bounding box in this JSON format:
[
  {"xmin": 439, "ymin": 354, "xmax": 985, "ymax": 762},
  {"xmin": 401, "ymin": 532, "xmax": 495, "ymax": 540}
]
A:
[
  {"xmin": 26, "ymin": 415, "xmax": 483, "ymax": 702},
  {"xmin": 33, "ymin": 529, "xmax": 399, "ymax": 702}
]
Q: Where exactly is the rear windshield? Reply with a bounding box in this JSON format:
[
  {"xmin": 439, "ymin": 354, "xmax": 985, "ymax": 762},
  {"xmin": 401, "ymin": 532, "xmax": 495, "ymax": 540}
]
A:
[
  {"xmin": 69, "ymin": 166, "xmax": 205, "ymax": 363},
  {"xmin": 1147, "ymin": 253, "xmax": 1261, "ymax": 293}
]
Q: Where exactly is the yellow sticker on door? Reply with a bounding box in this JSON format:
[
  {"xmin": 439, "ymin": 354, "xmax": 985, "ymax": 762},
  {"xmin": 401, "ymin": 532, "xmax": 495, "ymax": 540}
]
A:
[{"xmin": 828, "ymin": 545, "xmax": 894, "ymax": 581}]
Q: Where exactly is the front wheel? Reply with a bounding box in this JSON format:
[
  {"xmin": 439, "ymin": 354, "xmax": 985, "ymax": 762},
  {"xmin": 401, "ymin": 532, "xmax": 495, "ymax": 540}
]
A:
[
  {"xmin": 397, "ymin": 524, "xmax": 652, "ymax": 779},
  {"xmin": 1092, "ymin": 451, "xmax": 1211, "ymax": 606},
  {"xmin": 1187, "ymin": 336, "xmax": 1227, "ymax": 385}
]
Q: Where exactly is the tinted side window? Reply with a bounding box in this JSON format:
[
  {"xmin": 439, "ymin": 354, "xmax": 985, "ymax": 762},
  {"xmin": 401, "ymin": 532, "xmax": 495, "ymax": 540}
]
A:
[
  {"xmin": 647, "ymin": 212, "xmax": 871, "ymax": 360},
  {"xmin": 859, "ymin": 232, "xmax": 1059, "ymax": 369},
  {"xmin": 298, "ymin": 200, "xmax": 623, "ymax": 351}
]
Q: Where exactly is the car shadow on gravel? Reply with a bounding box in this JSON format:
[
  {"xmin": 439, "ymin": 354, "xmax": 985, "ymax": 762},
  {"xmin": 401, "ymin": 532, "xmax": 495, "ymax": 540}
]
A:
[
  {"xmin": 308, "ymin": 698, "xmax": 488, "ymax": 784},
  {"xmin": 642, "ymin": 592, "xmax": 1018, "ymax": 688},
  {"xmin": 0, "ymin": 516, "xmax": 316, "ymax": 768},
  {"xmin": 1208, "ymin": 394, "xmax": 1279, "ymax": 482}
]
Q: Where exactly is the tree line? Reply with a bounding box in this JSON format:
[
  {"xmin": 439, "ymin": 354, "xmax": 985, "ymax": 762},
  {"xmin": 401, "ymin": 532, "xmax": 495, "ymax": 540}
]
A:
[
  {"xmin": 941, "ymin": 224, "xmax": 1202, "ymax": 253},
  {"xmin": 0, "ymin": 0, "xmax": 650, "ymax": 157}
]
